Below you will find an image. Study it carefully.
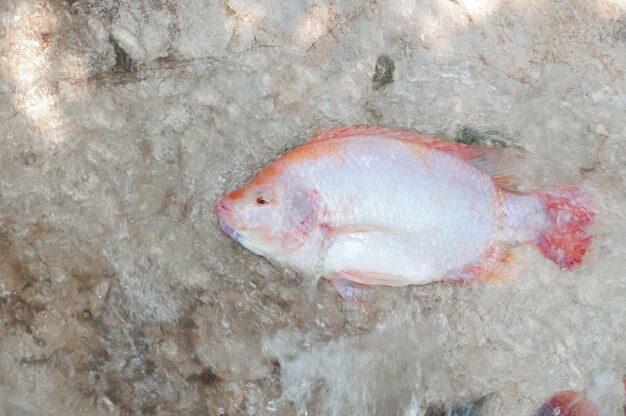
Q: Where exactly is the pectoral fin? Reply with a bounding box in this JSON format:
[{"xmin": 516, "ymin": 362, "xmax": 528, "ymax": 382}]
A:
[
  {"xmin": 329, "ymin": 278, "xmax": 373, "ymax": 304},
  {"xmin": 333, "ymin": 270, "xmax": 410, "ymax": 287},
  {"xmin": 445, "ymin": 246, "xmax": 520, "ymax": 283},
  {"xmin": 322, "ymin": 228, "xmax": 437, "ymax": 286}
]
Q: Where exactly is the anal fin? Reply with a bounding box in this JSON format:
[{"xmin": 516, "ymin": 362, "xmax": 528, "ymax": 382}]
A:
[
  {"xmin": 446, "ymin": 246, "xmax": 521, "ymax": 283},
  {"xmin": 334, "ymin": 270, "xmax": 410, "ymax": 287},
  {"xmin": 329, "ymin": 278, "xmax": 373, "ymax": 304}
]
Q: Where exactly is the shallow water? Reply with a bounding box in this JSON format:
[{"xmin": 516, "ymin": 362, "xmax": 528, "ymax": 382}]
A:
[{"xmin": 0, "ymin": 0, "xmax": 625, "ymax": 415}]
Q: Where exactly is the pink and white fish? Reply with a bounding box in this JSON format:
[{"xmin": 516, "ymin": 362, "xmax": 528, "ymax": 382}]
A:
[{"xmin": 216, "ymin": 126, "xmax": 594, "ymax": 298}]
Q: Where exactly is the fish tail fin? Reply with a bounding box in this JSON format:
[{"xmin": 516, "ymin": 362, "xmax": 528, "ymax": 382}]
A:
[{"xmin": 534, "ymin": 186, "xmax": 595, "ymax": 271}]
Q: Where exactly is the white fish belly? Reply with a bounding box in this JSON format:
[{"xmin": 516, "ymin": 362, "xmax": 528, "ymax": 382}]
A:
[{"xmin": 323, "ymin": 231, "xmax": 446, "ymax": 284}]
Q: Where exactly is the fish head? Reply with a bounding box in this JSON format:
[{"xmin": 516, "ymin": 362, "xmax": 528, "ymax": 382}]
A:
[{"xmin": 216, "ymin": 177, "xmax": 318, "ymax": 257}]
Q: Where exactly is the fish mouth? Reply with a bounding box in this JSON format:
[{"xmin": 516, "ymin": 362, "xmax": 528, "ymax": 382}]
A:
[
  {"xmin": 215, "ymin": 197, "xmax": 267, "ymax": 256},
  {"xmin": 218, "ymin": 216, "xmax": 267, "ymax": 256},
  {"xmin": 215, "ymin": 200, "xmax": 242, "ymax": 241},
  {"xmin": 215, "ymin": 198, "xmax": 240, "ymax": 238},
  {"xmin": 219, "ymin": 218, "xmax": 240, "ymax": 240}
]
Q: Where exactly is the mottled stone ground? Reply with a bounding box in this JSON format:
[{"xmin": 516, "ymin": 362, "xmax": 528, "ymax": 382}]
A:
[{"xmin": 0, "ymin": 0, "xmax": 625, "ymax": 414}]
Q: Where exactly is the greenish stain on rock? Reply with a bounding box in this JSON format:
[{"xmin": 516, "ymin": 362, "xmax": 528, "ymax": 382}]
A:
[
  {"xmin": 425, "ymin": 395, "xmax": 488, "ymax": 416},
  {"xmin": 455, "ymin": 127, "xmax": 509, "ymax": 148},
  {"xmin": 110, "ymin": 36, "xmax": 135, "ymax": 73},
  {"xmin": 372, "ymin": 55, "xmax": 395, "ymax": 89}
]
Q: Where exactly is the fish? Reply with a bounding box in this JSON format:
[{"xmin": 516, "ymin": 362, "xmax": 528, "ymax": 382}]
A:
[
  {"xmin": 216, "ymin": 126, "xmax": 595, "ymax": 299},
  {"xmin": 534, "ymin": 391, "xmax": 598, "ymax": 416}
]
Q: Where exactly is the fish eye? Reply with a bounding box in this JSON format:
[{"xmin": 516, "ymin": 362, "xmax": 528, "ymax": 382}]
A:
[{"xmin": 256, "ymin": 196, "xmax": 269, "ymax": 205}]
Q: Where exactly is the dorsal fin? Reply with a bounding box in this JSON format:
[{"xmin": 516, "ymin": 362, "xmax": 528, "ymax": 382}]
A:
[
  {"xmin": 310, "ymin": 125, "xmax": 426, "ymax": 143},
  {"xmin": 309, "ymin": 125, "xmax": 524, "ymax": 189}
]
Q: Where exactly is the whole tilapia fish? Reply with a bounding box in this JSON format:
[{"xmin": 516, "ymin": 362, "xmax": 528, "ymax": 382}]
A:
[{"xmin": 216, "ymin": 126, "xmax": 594, "ymax": 297}]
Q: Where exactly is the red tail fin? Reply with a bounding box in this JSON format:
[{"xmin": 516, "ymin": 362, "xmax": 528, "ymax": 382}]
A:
[{"xmin": 535, "ymin": 186, "xmax": 595, "ymax": 271}]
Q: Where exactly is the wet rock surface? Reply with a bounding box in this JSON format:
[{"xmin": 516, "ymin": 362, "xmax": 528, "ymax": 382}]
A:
[{"xmin": 0, "ymin": 0, "xmax": 625, "ymax": 414}]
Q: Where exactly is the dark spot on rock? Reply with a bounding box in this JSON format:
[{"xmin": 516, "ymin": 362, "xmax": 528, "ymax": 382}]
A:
[
  {"xmin": 179, "ymin": 200, "xmax": 192, "ymax": 222},
  {"xmin": 22, "ymin": 151, "xmax": 37, "ymax": 165},
  {"xmin": 40, "ymin": 33, "xmax": 51, "ymax": 45},
  {"xmin": 109, "ymin": 36, "xmax": 135, "ymax": 73},
  {"xmin": 364, "ymin": 100, "xmax": 383, "ymax": 120},
  {"xmin": 180, "ymin": 316, "xmax": 197, "ymax": 330},
  {"xmin": 456, "ymin": 127, "xmax": 483, "ymax": 145},
  {"xmin": 275, "ymin": 297, "xmax": 290, "ymax": 312},
  {"xmin": 425, "ymin": 395, "xmax": 488, "ymax": 416},
  {"xmin": 142, "ymin": 403, "xmax": 158, "ymax": 414},
  {"xmin": 610, "ymin": 18, "xmax": 626, "ymax": 42},
  {"xmin": 372, "ymin": 55, "xmax": 395, "ymax": 89},
  {"xmin": 199, "ymin": 367, "xmax": 218, "ymax": 385},
  {"xmin": 1, "ymin": 294, "xmax": 37, "ymax": 334},
  {"xmin": 82, "ymin": 309, "xmax": 92, "ymax": 319},
  {"xmin": 224, "ymin": 2, "xmax": 237, "ymax": 17},
  {"xmin": 145, "ymin": 359, "xmax": 156, "ymax": 374},
  {"xmin": 270, "ymin": 358, "xmax": 281, "ymax": 378},
  {"xmin": 455, "ymin": 127, "xmax": 509, "ymax": 147},
  {"xmin": 20, "ymin": 356, "xmax": 49, "ymax": 366}
]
